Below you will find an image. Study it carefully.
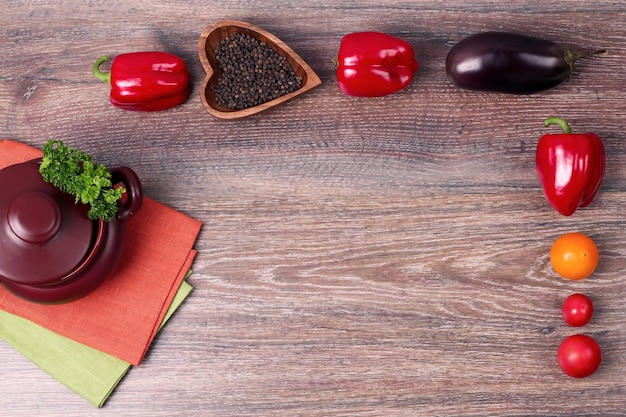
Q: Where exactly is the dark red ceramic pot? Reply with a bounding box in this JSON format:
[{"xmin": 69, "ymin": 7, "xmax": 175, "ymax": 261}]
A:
[{"xmin": 0, "ymin": 159, "xmax": 143, "ymax": 304}]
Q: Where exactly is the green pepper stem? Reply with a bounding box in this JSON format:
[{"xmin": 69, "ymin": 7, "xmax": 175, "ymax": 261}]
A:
[
  {"xmin": 544, "ymin": 117, "xmax": 572, "ymax": 134},
  {"xmin": 92, "ymin": 55, "xmax": 111, "ymax": 83}
]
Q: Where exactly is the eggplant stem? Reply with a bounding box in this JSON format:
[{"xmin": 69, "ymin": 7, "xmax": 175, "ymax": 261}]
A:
[
  {"xmin": 570, "ymin": 49, "xmax": 607, "ymax": 61},
  {"xmin": 564, "ymin": 49, "xmax": 607, "ymax": 72}
]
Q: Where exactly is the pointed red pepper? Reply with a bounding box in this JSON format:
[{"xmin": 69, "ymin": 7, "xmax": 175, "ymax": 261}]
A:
[
  {"xmin": 93, "ymin": 52, "xmax": 191, "ymax": 111},
  {"xmin": 536, "ymin": 117, "xmax": 605, "ymax": 216},
  {"xmin": 336, "ymin": 32, "xmax": 419, "ymax": 97}
]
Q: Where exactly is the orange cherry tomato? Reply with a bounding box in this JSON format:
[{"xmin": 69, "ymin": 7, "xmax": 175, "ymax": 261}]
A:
[{"xmin": 550, "ymin": 232, "xmax": 599, "ymax": 280}]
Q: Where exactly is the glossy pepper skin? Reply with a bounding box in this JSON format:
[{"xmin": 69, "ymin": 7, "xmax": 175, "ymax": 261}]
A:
[
  {"xmin": 93, "ymin": 52, "xmax": 191, "ymax": 111},
  {"xmin": 536, "ymin": 117, "xmax": 605, "ymax": 216},
  {"xmin": 337, "ymin": 32, "xmax": 419, "ymax": 97}
]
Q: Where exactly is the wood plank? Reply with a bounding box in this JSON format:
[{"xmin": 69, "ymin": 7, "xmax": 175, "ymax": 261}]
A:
[{"xmin": 1, "ymin": 1, "xmax": 625, "ymax": 415}]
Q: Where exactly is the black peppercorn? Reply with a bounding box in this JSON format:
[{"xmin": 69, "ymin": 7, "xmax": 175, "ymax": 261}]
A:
[{"xmin": 214, "ymin": 33, "xmax": 303, "ymax": 110}]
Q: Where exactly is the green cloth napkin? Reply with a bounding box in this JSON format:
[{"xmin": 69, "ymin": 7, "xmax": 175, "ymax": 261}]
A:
[{"xmin": 0, "ymin": 279, "xmax": 193, "ymax": 407}]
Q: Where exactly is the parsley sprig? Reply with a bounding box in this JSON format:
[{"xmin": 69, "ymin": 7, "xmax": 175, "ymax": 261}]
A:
[{"xmin": 39, "ymin": 140, "xmax": 124, "ymax": 221}]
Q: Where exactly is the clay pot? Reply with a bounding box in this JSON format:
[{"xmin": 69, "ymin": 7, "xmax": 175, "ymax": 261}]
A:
[{"xmin": 0, "ymin": 159, "xmax": 143, "ymax": 304}]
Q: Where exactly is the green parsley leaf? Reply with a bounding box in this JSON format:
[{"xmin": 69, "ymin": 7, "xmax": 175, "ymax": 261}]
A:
[{"xmin": 39, "ymin": 140, "xmax": 124, "ymax": 221}]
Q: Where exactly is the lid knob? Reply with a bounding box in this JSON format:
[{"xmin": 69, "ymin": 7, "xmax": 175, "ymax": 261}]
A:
[{"xmin": 7, "ymin": 191, "xmax": 62, "ymax": 244}]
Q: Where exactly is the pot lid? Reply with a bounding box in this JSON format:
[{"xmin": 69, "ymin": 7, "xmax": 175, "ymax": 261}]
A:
[{"xmin": 0, "ymin": 160, "xmax": 94, "ymax": 286}]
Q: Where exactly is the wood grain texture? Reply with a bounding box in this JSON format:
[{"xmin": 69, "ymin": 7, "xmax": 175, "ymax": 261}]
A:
[{"xmin": 1, "ymin": 1, "xmax": 626, "ymax": 416}]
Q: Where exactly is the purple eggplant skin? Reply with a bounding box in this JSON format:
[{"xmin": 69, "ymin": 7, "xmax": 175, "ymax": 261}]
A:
[{"xmin": 446, "ymin": 32, "xmax": 597, "ymax": 94}]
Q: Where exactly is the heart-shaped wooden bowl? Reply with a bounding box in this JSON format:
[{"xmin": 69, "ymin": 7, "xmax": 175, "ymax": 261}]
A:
[{"xmin": 198, "ymin": 20, "xmax": 322, "ymax": 119}]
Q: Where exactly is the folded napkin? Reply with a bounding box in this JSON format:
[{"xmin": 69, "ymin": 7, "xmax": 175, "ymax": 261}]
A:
[
  {"xmin": 0, "ymin": 139, "xmax": 202, "ymax": 365},
  {"xmin": 0, "ymin": 279, "xmax": 193, "ymax": 407}
]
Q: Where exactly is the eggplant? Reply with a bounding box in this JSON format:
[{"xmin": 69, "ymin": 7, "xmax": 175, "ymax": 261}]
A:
[{"xmin": 446, "ymin": 31, "xmax": 604, "ymax": 94}]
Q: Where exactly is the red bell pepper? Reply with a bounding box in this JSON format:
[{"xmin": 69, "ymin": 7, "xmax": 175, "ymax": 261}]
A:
[
  {"xmin": 337, "ymin": 32, "xmax": 419, "ymax": 97},
  {"xmin": 536, "ymin": 117, "xmax": 605, "ymax": 216},
  {"xmin": 93, "ymin": 52, "xmax": 191, "ymax": 111}
]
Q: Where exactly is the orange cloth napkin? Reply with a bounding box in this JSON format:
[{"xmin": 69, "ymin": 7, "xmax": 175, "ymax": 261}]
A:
[{"xmin": 0, "ymin": 139, "xmax": 202, "ymax": 366}]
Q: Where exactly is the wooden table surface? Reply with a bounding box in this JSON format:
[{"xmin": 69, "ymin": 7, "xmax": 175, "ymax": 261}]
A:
[{"xmin": 1, "ymin": 1, "xmax": 626, "ymax": 416}]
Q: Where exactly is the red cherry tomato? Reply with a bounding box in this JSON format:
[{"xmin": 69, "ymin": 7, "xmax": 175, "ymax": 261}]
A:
[
  {"xmin": 557, "ymin": 334, "xmax": 602, "ymax": 378},
  {"xmin": 562, "ymin": 293, "xmax": 594, "ymax": 327}
]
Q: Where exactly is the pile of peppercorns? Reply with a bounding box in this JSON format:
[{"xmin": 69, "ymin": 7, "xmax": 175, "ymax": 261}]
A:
[{"xmin": 214, "ymin": 33, "xmax": 303, "ymax": 110}]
